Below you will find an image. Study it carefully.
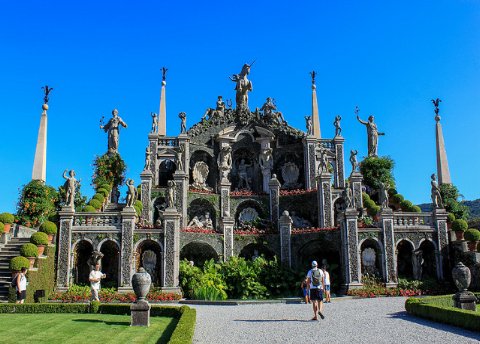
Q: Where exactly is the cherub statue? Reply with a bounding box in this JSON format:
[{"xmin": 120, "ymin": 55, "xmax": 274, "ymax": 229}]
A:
[
  {"xmin": 126, "ymin": 179, "xmax": 137, "ymax": 207},
  {"xmin": 167, "ymin": 180, "xmax": 176, "ymax": 208},
  {"xmin": 350, "ymin": 149, "xmax": 358, "ymax": 174}
]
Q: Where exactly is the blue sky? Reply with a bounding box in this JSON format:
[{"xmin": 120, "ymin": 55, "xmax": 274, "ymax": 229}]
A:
[{"xmin": 1, "ymin": 1, "xmax": 479, "ymax": 213}]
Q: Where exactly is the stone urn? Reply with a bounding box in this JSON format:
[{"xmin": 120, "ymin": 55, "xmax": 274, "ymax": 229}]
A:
[
  {"xmin": 132, "ymin": 267, "xmax": 152, "ymax": 301},
  {"xmin": 452, "ymin": 262, "xmax": 471, "ymax": 291}
]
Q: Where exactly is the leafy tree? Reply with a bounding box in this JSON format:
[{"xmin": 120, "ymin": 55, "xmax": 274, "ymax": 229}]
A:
[
  {"xmin": 92, "ymin": 153, "xmax": 126, "ymax": 190},
  {"xmin": 440, "ymin": 184, "xmax": 469, "ymax": 220},
  {"xmin": 359, "ymin": 156, "xmax": 395, "ymax": 197},
  {"xmin": 17, "ymin": 180, "xmax": 58, "ymax": 226}
]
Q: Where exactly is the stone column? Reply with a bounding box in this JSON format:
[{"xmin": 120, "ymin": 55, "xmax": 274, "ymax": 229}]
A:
[
  {"xmin": 140, "ymin": 170, "xmax": 153, "ymax": 224},
  {"xmin": 269, "ymin": 175, "xmax": 280, "ymax": 227},
  {"xmin": 279, "ymin": 211, "xmax": 293, "ymax": 267},
  {"xmin": 219, "ymin": 181, "xmax": 231, "ymax": 219},
  {"xmin": 340, "ymin": 209, "xmax": 362, "ymax": 290},
  {"xmin": 379, "ymin": 208, "xmax": 397, "ymax": 287},
  {"xmin": 333, "ymin": 136, "xmax": 345, "ymax": 189},
  {"xmin": 350, "ymin": 172, "xmax": 364, "ymax": 210},
  {"xmin": 147, "ymin": 134, "xmax": 158, "ymax": 185},
  {"xmin": 317, "ymin": 173, "xmax": 333, "ymax": 227},
  {"xmin": 220, "ymin": 217, "xmax": 235, "ymax": 261},
  {"xmin": 173, "ymin": 171, "xmax": 188, "ymax": 229},
  {"xmin": 303, "ymin": 137, "xmax": 317, "ymax": 190},
  {"xmin": 56, "ymin": 208, "xmax": 74, "ymax": 291},
  {"xmin": 163, "ymin": 207, "xmax": 181, "ymax": 291},
  {"xmin": 433, "ymin": 207, "xmax": 449, "ymax": 280},
  {"xmin": 119, "ymin": 207, "xmax": 136, "ymax": 292}
]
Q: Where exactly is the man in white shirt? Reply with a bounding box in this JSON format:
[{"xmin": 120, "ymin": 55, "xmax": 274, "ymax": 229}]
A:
[
  {"xmin": 89, "ymin": 264, "xmax": 105, "ymax": 301},
  {"xmin": 306, "ymin": 260, "xmax": 325, "ymax": 320}
]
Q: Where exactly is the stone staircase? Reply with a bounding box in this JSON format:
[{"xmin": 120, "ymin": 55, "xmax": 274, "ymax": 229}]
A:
[{"xmin": 0, "ymin": 238, "xmax": 30, "ymax": 302}]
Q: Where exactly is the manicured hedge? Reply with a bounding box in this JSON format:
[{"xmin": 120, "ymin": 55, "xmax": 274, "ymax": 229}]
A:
[
  {"xmin": 0, "ymin": 303, "xmax": 91, "ymax": 313},
  {"xmin": 0, "ymin": 222, "xmax": 4, "ymax": 232},
  {"xmin": 88, "ymin": 199, "xmax": 102, "ymax": 210},
  {"xmin": 83, "ymin": 205, "xmax": 97, "ymax": 212},
  {"xmin": 452, "ymin": 219, "xmax": 468, "ymax": 232},
  {"xmin": 10, "ymin": 256, "xmax": 30, "ymax": 270},
  {"xmin": 0, "ymin": 212, "xmax": 15, "ymax": 224},
  {"xmin": 93, "ymin": 193, "xmax": 105, "ymax": 203},
  {"xmin": 39, "ymin": 220, "xmax": 57, "ymax": 235},
  {"xmin": 30, "ymin": 232, "xmax": 49, "ymax": 246},
  {"xmin": 464, "ymin": 228, "xmax": 480, "ymax": 241},
  {"xmin": 97, "ymin": 188, "xmax": 109, "ymax": 197},
  {"xmin": 20, "ymin": 243, "xmax": 39, "ymax": 258},
  {"xmin": 169, "ymin": 306, "xmax": 197, "ymax": 344},
  {"xmin": 405, "ymin": 296, "xmax": 480, "ymax": 332}
]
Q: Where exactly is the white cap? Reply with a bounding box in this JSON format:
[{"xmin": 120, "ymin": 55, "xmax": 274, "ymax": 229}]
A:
[{"xmin": 312, "ymin": 260, "xmax": 318, "ymax": 267}]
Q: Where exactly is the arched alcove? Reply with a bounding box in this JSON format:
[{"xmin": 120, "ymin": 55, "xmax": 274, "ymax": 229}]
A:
[
  {"xmin": 419, "ymin": 240, "xmax": 437, "ymax": 279},
  {"xmin": 239, "ymin": 243, "xmax": 274, "ymax": 260},
  {"xmin": 187, "ymin": 198, "xmax": 217, "ymax": 229},
  {"xmin": 396, "ymin": 240, "xmax": 414, "ymax": 279},
  {"xmin": 73, "ymin": 240, "xmax": 93, "ymax": 285},
  {"xmin": 360, "ymin": 239, "xmax": 383, "ymax": 280},
  {"xmin": 158, "ymin": 159, "xmax": 176, "ymax": 187},
  {"xmin": 136, "ymin": 240, "xmax": 163, "ymax": 286},
  {"xmin": 180, "ymin": 242, "xmax": 219, "ymax": 267},
  {"xmin": 100, "ymin": 240, "xmax": 120, "ymax": 288},
  {"xmin": 190, "ymin": 150, "xmax": 215, "ymax": 189}
]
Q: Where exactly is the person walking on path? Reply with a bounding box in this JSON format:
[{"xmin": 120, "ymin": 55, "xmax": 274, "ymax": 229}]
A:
[
  {"xmin": 306, "ymin": 260, "xmax": 325, "ymax": 320},
  {"xmin": 89, "ymin": 263, "xmax": 106, "ymax": 301},
  {"xmin": 15, "ymin": 267, "xmax": 27, "ymax": 304},
  {"xmin": 300, "ymin": 277, "xmax": 310, "ymax": 304},
  {"xmin": 322, "ymin": 266, "xmax": 331, "ymax": 303}
]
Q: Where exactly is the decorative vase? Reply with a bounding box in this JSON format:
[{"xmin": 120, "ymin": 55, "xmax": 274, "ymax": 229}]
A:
[
  {"xmin": 467, "ymin": 241, "xmax": 478, "ymax": 252},
  {"xmin": 452, "ymin": 262, "xmax": 471, "ymax": 292},
  {"xmin": 3, "ymin": 223, "xmax": 11, "ymax": 233},
  {"xmin": 37, "ymin": 245, "xmax": 45, "ymax": 256},
  {"xmin": 132, "ymin": 267, "xmax": 152, "ymax": 301},
  {"xmin": 47, "ymin": 234, "xmax": 54, "ymax": 244},
  {"xmin": 28, "ymin": 257, "xmax": 36, "ymax": 269},
  {"xmin": 454, "ymin": 231, "xmax": 464, "ymax": 241}
]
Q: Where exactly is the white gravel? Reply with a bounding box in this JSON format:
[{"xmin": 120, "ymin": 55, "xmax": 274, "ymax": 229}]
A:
[{"xmin": 190, "ymin": 297, "xmax": 480, "ymax": 344}]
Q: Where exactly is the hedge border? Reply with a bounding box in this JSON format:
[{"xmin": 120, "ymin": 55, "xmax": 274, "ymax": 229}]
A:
[
  {"xmin": 405, "ymin": 295, "xmax": 479, "ymax": 332},
  {"xmin": 0, "ymin": 303, "xmax": 196, "ymax": 343}
]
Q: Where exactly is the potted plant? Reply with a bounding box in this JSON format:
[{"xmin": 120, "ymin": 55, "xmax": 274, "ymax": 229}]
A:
[
  {"xmin": 39, "ymin": 220, "xmax": 58, "ymax": 244},
  {"xmin": 10, "ymin": 256, "xmax": 30, "ymax": 272},
  {"xmin": 30, "ymin": 232, "xmax": 49, "ymax": 256},
  {"xmin": 20, "ymin": 243, "xmax": 39, "ymax": 269},
  {"xmin": 451, "ymin": 219, "xmax": 468, "ymax": 241},
  {"xmin": 464, "ymin": 228, "xmax": 480, "ymax": 252},
  {"xmin": 0, "ymin": 212, "xmax": 15, "ymax": 233},
  {"xmin": 446, "ymin": 213, "xmax": 456, "ymax": 230}
]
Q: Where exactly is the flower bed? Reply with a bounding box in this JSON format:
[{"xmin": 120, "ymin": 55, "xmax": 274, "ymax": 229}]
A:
[
  {"xmin": 182, "ymin": 227, "xmax": 216, "ymax": 234},
  {"xmin": 291, "ymin": 227, "xmax": 338, "ymax": 234},
  {"xmin": 279, "ymin": 188, "xmax": 316, "ymax": 196},
  {"xmin": 234, "ymin": 227, "xmax": 275, "ymax": 235},
  {"xmin": 230, "ymin": 190, "xmax": 266, "ymax": 197},
  {"xmin": 348, "ymin": 288, "xmax": 421, "ymax": 298},
  {"xmin": 189, "ymin": 188, "xmax": 215, "ymax": 194}
]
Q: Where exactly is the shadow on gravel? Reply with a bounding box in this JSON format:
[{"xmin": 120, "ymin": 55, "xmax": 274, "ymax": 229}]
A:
[
  {"xmin": 388, "ymin": 311, "xmax": 480, "ymax": 340},
  {"xmin": 234, "ymin": 319, "xmax": 313, "ymax": 323}
]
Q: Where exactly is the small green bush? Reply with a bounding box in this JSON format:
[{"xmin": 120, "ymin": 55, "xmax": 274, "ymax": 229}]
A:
[
  {"xmin": 30, "ymin": 232, "xmax": 49, "ymax": 246},
  {"xmin": 92, "ymin": 193, "xmax": 105, "ymax": 203},
  {"xmin": 0, "ymin": 212, "xmax": 14, "ymax": 224},
  {"xmin": 134, "ymin": 200, "xmax": 143, "ymax": 211},
  {"xmin": 411, "ymin": 205, "xmax": 421, "ymax": 213},
  {"xmin": 392, "ymin": 194, "xmax": 404, "ymax": 204},
  {"xmin": 400, "ymin": 200, "xmax": 413, "ymax": 210},
  {"xmin": 88, "ymin": 199, "xmax": 102, "ymax": 210},
  {"xmin": 97, "ymin": 188, "xmax": 109, "ymax": 197},
  {"xmin": 10, "ymin": 256, "xmax": 30, "ymax": 271},
  {"xmin": 83, "ymin": 205, "xmax": 97, "ymax": 212},
  {"xmin": 39, "ymin": 220, "xmax": 57, "ymax": 235},
  {"xmin": 447, "ymin": 213, "xmax": 456, "ymax": 223},
  {"xmin": 99, "ymin": 183, "xmax": 112, "ymax": 192},
  {"xmin": 134, "ymin": 206, "xmax": 141, "ymax": 217},
  {"xmin": 20, "ymin": 243, "xmax": 38, "ymax": 258},
  {"xmin": 451, "ymin": 219, "xmax": 468, "ymax": 232},
  {"xmin": 0, "ymin": 222, "xmax": 4, "ymax": 232},
  {"xmin": 464, "ymin": 228, "xmax": 480, "ymax": 242}
]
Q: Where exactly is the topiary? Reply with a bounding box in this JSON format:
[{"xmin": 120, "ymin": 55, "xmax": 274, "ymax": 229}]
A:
[
  {"xmin": 0, "ymin": 212, "xmax": 14, "ymax": 224},
  {"xmin": 20, "ymin": 243, "xmax": 39, "ymax": 258},
  {"xmin": 88, "ymin": 199, "xmax": 102, "ymax": 210},
  {"xmin": 30, "ymin": 232, "xmax": 49, "ymax": 246},
  {"xmin": 92, "ymin": 193, "xmax": 105, "ymax": 203},
  {"xmin": 447, "ymin": 213, "xmax": 456, "ymax": 223},
  {"xmin": 464, "ymin": 228, "xmax": 480, "ymax": 242},
  {"xmin": 134, "ymin": 206, "xmax": 142, "ymax": 217},
  {"xmin": 392, "ymin": 194, "xmax": 404, "ymax": 204},
  {"xmin": 400, "ymin": 200, "xmax": 413, "ymax": 211},
  {"xmin": 97, "ymin": 188, "xmax": 109, "ymax": 197},
  {"xmin": 99, "ymin": 183, "xmax": 112, "ymax": 192},
  {"xmin": 10, "ymin": 256, "xmax": 30, "ymax": 271},
  {"xmin": 83, "ymin": 205, "xmax": 97, "ymax": 212},
  {"xmin": 39, "ymin": 220, "xmax": 57, "ymax": 235},
  {"xmin": 411, "ymin": 205, "xmax": 421, "ymax": 213},
  {"xmin": 452, "ymin": 219, "xmax": 468, "ymax": 232}
]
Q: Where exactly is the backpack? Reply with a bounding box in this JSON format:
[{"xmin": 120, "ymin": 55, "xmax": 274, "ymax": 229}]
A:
[
  {"xmin": 311, "ymin": 269, "xmax": 322, "ymax": 287},
  {"xmin": 11, "ymin": 275, "xmax": 17, "ymax": 288}
]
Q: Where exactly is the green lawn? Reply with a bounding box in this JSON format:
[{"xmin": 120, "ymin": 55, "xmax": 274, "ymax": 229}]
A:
[{"xmin": 0, "ymin": 313, "xmax": 178, "ymax": 344}]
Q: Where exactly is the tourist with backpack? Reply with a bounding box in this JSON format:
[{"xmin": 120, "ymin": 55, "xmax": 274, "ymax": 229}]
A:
[
  {"xmin": 322, "ymin": 265, "xmax": 331, "ymax": 303},
  {"xmin": 12, "ymin": 267, "xmax": 27, "ymax": 304},
  {"xmin": 306, "ymin": 260, "xmax": 325, "ymax": 320}
]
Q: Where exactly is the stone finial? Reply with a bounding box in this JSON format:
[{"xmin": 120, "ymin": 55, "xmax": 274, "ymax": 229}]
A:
[{"xmin": 42, "ymin": 85, "xmax": 53, "ymax": 104}]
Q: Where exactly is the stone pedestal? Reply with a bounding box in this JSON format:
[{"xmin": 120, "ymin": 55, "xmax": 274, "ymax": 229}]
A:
[
  {"xmin": 269, "ymin": 175, "xmax": 280, "ymax": 227},
  {"xmin": 303, "ymin": 136, "xmax": 318, "ymax": 190},
  {"xmin": 119, "ymin": 207, "xmax": 136, "ymax": 291},
  {"xmin": 279, "ymin": 211, "xmax": 292, "ymax": 267},
  {"xmin": 163, "ymin": 208, "xmax": 180, "ymax": 288},
  {"xmin": 173, "ymin": 172, "xmax": 188, "ymax": 229},
  {"xmin": 219, "ymin": 181, "xmax": 231, "ymax": 218},
  {"xmin": 317, "ymin": 173, "xmax": 333, "ymax": 228},
  {"xmin": 131, "ymin": 300, "xmax": 151, "ymax": 326},
  {"xmin": 140, "ymin": 170, "xmax": 153, "ymax": 223},
  {"xmin": 220, "ymin": 217, "xmax": 235, "ymax": 261},
  {"xmin": 56, "ymin": 208, "xmax": 75, "ymax": 291},
  {"xmin": 350, "ymin": 172, "xmax": 364, "ymax": 210},
  {"xmin": 340, "ymin": 209, "xmax": 362, "ymax": 290},
  {"xmin": 433, "ymin": 207, "xmax": 449, "ymax": 280},
  {"xmin": 380, "ymin": 208, "xmax": 397, "ymax": 286},
  {"xmin": 452, "ymin": 291, "xmax": 477, "ymax": 311},
  {"xmin": 333, "ymin": 136, "xmax": 345, "ymax": 189}
]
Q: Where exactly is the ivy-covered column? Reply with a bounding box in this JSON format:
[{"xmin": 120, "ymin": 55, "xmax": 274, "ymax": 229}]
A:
[
  {"xmin": 350, "ymin": 171, "xmax": 364, "ymax": 210},
  {"xmin": 56, "ymin": 207, "xmax": 74, "ymax": 291},
  {"xmin": 163, "ymin": 207, "xmax": 181, "ymax": 291},
  {"xmin": 119, "ymin": 207, "xmax": 136, "ymax": 292},
  {"xmin": 333, "ymin": 136, "xmax": 345, "ymax": 189},
  {"xmin": 140, "ymin": 170, "xmax": 153, "ymax": 224},
  {"xmin": 303, "ymin": 136, "xmax": 317, "ymax": 190},
  {"xmin": 379, "ymin": 208, "xmax": 397, "ymax": 287},
  {"xmin": 279, "ymin": 211, "xmax": 293, "ymax": 267},
  {"xmin": 340, "ymin": 209, "xmax": 362, "ymax": 290},
  {"xmin": 269, "ymin": 174, "xmax": 280, "ymax": 227},
  {"xmin": 433, "ymin": 207, "xmax": 448, "ymax": 280},
  {"xmin": 317, "ymin": 173, "xmax": 333, "ymax": 227}
]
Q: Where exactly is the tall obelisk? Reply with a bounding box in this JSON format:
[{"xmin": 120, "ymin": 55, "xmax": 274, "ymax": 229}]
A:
[
  {"xmin": 432, "ymin": 98, "xmax": 451, "ymax": 184},
  {"xmin": 310, "ymin": 71, "xmax": 321, "ymax": 138},
  {"xmin": 32, "ymin": 86, "xmax": 53, "ymax": 182},
  {"xmin": 158, "ymin": 67, "xmax": 167, "ymax": 136}
]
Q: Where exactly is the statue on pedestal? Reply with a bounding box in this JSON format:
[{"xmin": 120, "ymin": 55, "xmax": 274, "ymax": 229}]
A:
[
  {"xmin": 217, "ymin": 146, "xmax": 232, "ymax": 181},
  {"xmin": 430, "ymin": 173, "xmax": 443, "ymax": 208},
  {"xmin": 344, "ymin": 182, "xmax": 353, "ymax": 209},
  {"xmin": 305, "ymin": 116, "xmax": 313, "ymax": 136},
  {"xmin": 379, "ymin": 181, "xmax": 389, "ymax": 208},
  {"xmin": 126, "ymin": 179, "xmax": 137, "ymax": 207},
  {"xmin": 230, "ymin": 63, "xmax": 253, "ymax": 111},
  {"xmin": 150, "ymin": 112, "xmax": 158, "ymax": 133},
  {"xmin": 259, "ymin": 147, "xmax": 273, "ymax": 172},
  {"xmin": 334, "ymin": 115, "xmax": 342, "ymax": 137},
  {"xmin": 179, "ymin": 112, "xmax": 186, "ymax": 134},
  {"xmin": 144, "ymin": 146, "xmax": 151, "ymax": 171},
  {"xmin": 175, "ymin": 145, "xmax": 184, "ymax": 172},
  {"xmin": 100, "ymin": 109, "xmax": 128, "ymax": 154},
  {"xmin": 356, "ymin": 114, "xmax": 384, "ymax": 157},
  {"xmin": 63, "ymin": 169, "xmax": 77, "ymax": 208},
  {"xmin": 166, "ymin": 180, "xmax": 176, "ymax": 208},
  {"xmin": 237, "ymin": 159, "xmax": 252, "ymax": 190},
  {"xmin": 318, "ymin": 145, "xmax": 334, "ymax": 175},
  {"xmin": 350, "ymin": 149, "xmax": 358, "ymax": 174}
]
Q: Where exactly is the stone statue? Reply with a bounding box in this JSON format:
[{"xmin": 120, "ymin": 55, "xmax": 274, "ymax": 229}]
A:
[
  {"xmin": 187, "ymin": 212, "xmax": 213, "ymax": 229},
  {"xmin": 87, "ymin": 251, "xmax": 104, "ymax": 271},
  {"xmin": 305, "ymin": 116, "xmax": 313, "ymax": 136},
  {"xmin": 126, "ymin": 179, "xmax": 137, "ymax": 207},
  {"xmin": 203, "ymin": 212, "xmax": 213, "ymax": 229},
  {"xmin": 179, "ymin": 112, "xmax": 186, "ymax": 134},
  {"xmin": 230, "ymin": 63, "xmax": 253, "ymax": 110},
  {"xmin": 261, "ymin": 97, "xmax": 286, "ymax": 125},
  {"xmin": 191, "ymin": 161, "xmax": 212, "ymax": 191},
  {"xmin": 217, "ymin": 145, "xmax": 232, "ymax": 181},
  {"xmin": 412, "ymin": 249, "xmax": 424, "ymax": 280},
  {"xmin": 356, "ymin": 114, "xmax": 384, "ymax": 157},
  {"xmin": 290, "ymin": 211, "xmax": 312, "ymax": 228},
  {"xmin": 150, "ymin": 112, "xmax": 158, "ymax": 133},
  {"xmin": 334, "ymin": 115, "xmax": 342, "ymax": 137},
  {"xmin": 281, "ymin": 162, "xmax": 301, "ymax": 189},
  {"xmin": 318, "ymin": 145, "xmax": 334, "ymax": 175},
  {"xmin": 432, "ymin": 98, "xmax": 441, "ymax": 116},
  {"xmin": 431, "ymin": 173, "xmax": 443, "ymax": 208},
  {"xmin": 259, "ymin": 147, "xmax": 273, "ymax": 171},
  {"xmin": 310, "ymin": 71, "xmax": 316, "ymax": 85},
  {"xmin": 63, "ymin": 169, "xmax": 77, "ymax": 208},
  {"xmin": 350, "ymin": 149, "xmax": 358, "ymax": 174},
  {"xmin": 379, "ymin": 181, "xmax": 389, "ymax": 208},
  {"xmin": 162, "ymin": 67, "xmax": 168, "ymax": 81},
  {"xmin": 42, "ymin": 85, "xmax": 53, "ymax": 104},
  {"xmin": 100, "ymin": 109, "xmax": 128, "ymax": 154},
  {"xmin": 237, "ymin": 159, "xmax": 252, "ymax": 190},
  {"xmin": 344, "ymin": 182, "xmax": 353, "ymax": 209},
  {"xmin": 166, "ymin": 180, "xmax": 176, "ymax": 208},
  {"xmin": 144, "ymin": 146, "xmax": 151, "ymax": 171},
  {"xmin": 187, "ymin": 216, "xmax": 204, "ymax": 228},
  {"xmin": 176, "ymin": 145, "xmax": 184, "ymax": 172},
  {"xmin": 215, "ymin": 96, "xmax": 225, "ymax": 117}
]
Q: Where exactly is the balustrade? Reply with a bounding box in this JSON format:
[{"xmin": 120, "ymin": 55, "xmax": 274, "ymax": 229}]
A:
[{"xmin": 393, "ymin": 212, "xmax": 433, "ymax": 228}]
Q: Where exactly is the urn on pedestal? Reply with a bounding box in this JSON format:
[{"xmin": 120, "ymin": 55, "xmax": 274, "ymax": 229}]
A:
[
  {"xmin": 451, "ymin": 262, "xmax": 477, "ymax": 311},
  {"xmin": 131, "ymin": 267, "xmax": 152, "ymax": 326}
]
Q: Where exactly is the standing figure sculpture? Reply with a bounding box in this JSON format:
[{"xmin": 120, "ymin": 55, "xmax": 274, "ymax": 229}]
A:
[
  {"xmin": 318, "ymin": 145, "xmax": 334, "ymax": 175},
  {"xmin": 259, "ymin": 147, "xmax": 273, "ymax": 171},
  {"xmin": 215, "ymin": 96, "xmax": 225, "ymax": 117},
  {"xmin": 179, "ymin": 112, "xmax": 186, "ymax": 134},
  {"xmin": 63, "ymin": 169, "xmax": 77, "ymax": 208},
  {"xmin": 344, "ymin": 182, "xmax": 353, "ymax": 208},
  {"xmin": 100, "ymin": 109, "xmax": 128, "ymax": 154},
  {"xmin": 217, "ymin": 146, "xmax": 232, "ymax": 181},
  {"xmin": 379, "ymin": 181, "xmax": 389, "ymax": 209},
  {"xmin": 150, "ymin": 112, "xmax": 158, "ymax": 133},
  {"xmin": 126, "ymin": 179, "xmax": 137, "ymax": 207},
  {"xmin": 333, "ymin": 115, "xmax": 342, "ymax": 137},
  {"xmin": 237, "ymin": 159, "xmax": 252, "ymax": 190},
  {"xmin": 356, "ymin": 114, "xmax": 384, "ymax": 157},
  {"xmin": 350, "ymin": 149, "xmax": 358, "ymax": 174},
  {"xmin": 430, "ymin": 173, "xmax": 443, "ymax": 208},
  {"xmin": 305, "ymin": 116, "xmax": 313, "ymax": 136},
  {"xmin": 167, "ymin": 180, "xmax": 176, "ymax": 208},
  {"xmin": 144, "ymin": 146, "xmax": 152, "ymax": 171},
  {"xmin": 229, "ymin": 63, "xmax": 253, "ymax": 111},
  {"xmin": 176, "ymin": 145, "xmax": 184, "ymax": 172}
]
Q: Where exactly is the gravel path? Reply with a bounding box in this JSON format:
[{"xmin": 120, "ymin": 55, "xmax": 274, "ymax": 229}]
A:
[{"xmin": 191, "ymin": 297, "xmax": 480, "ymax": 344}]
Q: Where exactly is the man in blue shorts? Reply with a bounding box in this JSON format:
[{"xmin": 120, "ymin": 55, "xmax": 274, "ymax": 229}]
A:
[{"xmin": 306, "ymin": 260, "xmax": 325, "ymax": 320}]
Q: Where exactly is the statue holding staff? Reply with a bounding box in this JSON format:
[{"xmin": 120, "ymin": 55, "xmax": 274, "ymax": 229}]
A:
[
  {"xmin": 356, "ymin": 113, "xmax": 384, "ymax": 157},
  {"xmin": 100, "ymin": 109, "xmax": 127, "ymax": 154}
]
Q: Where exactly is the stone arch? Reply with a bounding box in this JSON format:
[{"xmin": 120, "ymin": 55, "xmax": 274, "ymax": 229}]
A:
[
  {"xmin": 187, "ymin": 198, "xmax": 217, "ymax": 229},
  {"xmin": 180, "ymin": 241, "xmax": 219, "ymax": 267},
  {"xmin": 158, "ymin": 159, "xmax": 176, "ymax": 187},
  {"xmin": 153, "ymin": 196, "xmax": 167, "ymax": 226},
  {"xmin": 333, "ymin": 197, "xmax": 344, "ymax": 226},
  {"xmin": 359, "ymin": 238, "xmax": 384, "ymax": 280},
  {"xmin": 99, "ymin": 239, "xmax": 120, "ymax": 288},
  {"xmin": 72, "ymin": 239, "xmax": 93, "ymax": 285},
  {"xmin": 135, "ymin": 239, "xmax": 163, "ymax": 287},
  {"xmin": 418, "ymin": 239, "xmax": 437, "ymax": 279},
  {"xmin": 239, "ymin": 243, "xmax": 275, "ymax": 260},
  {"xmin": 396, "ymin": 239, "xmax": 414, "ymax": 279},
  {"xmin": 189, "ymin": 149, "xmax": 215, "ymax": 189}
]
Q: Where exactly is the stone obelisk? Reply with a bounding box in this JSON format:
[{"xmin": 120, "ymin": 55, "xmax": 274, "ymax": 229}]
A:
[
  {"xmin": 433, "ymin": 98, "xmax": 451, "ymax": 184},
  {"xmin": 32, "ymin": 86, "xmax": 53, "ymax": 182},
  {"xmin": 158, "ymin": 67, "xmax": 167, "ymax": 136},
  {"xmin": 310, "ymin": 71, "xmax": 321, "ymax": 138}
]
